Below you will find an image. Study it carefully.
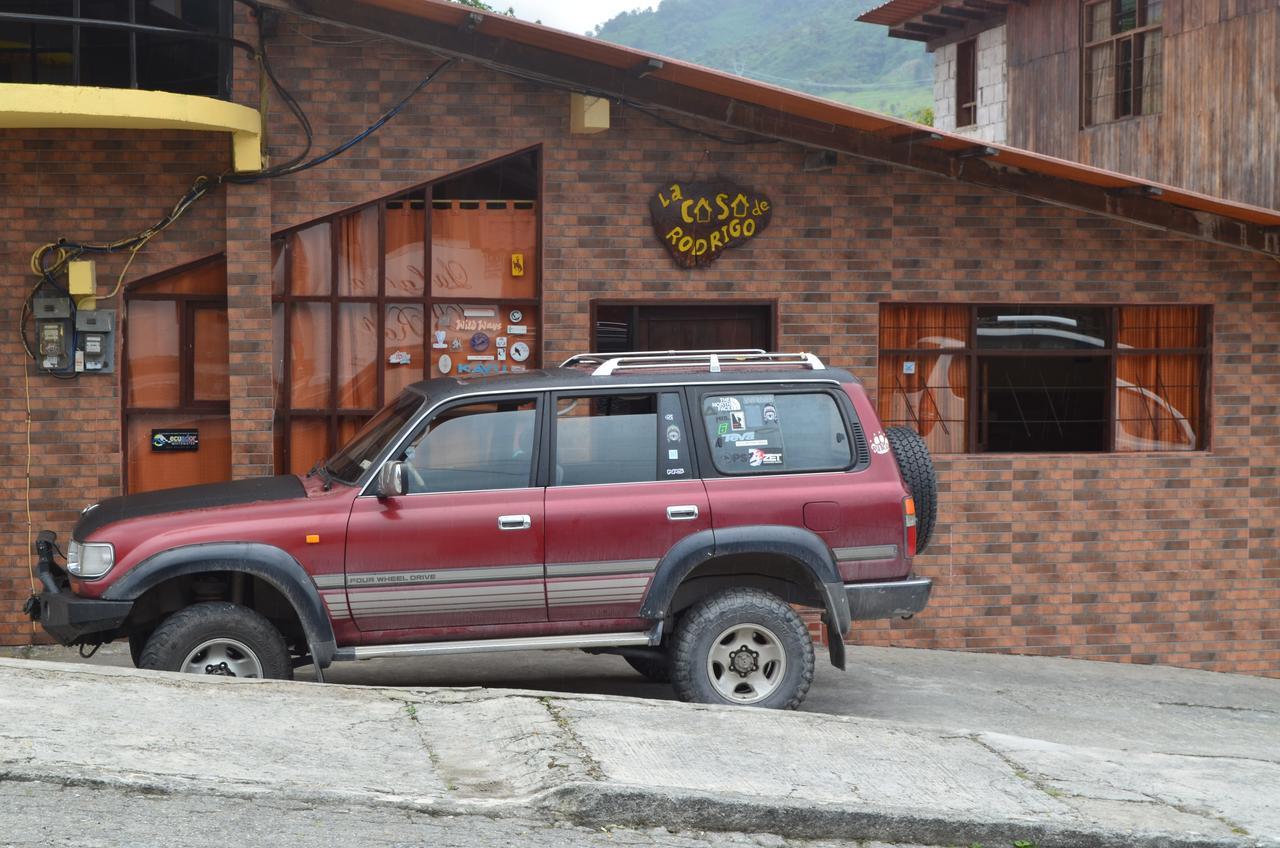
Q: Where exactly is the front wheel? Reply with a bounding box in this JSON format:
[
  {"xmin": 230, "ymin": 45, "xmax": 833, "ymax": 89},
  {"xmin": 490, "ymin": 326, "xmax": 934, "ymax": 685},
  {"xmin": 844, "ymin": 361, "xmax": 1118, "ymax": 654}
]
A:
[
  {"xmin": 139, "ymin": 602, "xmax": 293, "ymax": 680},
  {"xmin": 670, "ymin": 588, "xmax": 814, "ymax": 710}
]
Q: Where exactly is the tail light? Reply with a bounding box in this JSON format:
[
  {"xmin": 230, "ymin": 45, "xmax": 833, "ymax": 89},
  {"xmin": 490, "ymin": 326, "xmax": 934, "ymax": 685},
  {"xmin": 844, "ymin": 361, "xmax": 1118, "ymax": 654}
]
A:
[{"xmin": 903, "ymin": 496, "xmax": 917, "ymax": 557}]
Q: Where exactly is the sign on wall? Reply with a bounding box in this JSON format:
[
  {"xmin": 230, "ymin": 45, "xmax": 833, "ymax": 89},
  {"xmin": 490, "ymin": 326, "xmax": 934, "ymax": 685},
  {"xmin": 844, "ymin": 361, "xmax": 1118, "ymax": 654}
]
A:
[{"xmin": 649, "ymin": 180, "xmax": 772, "ymax": 269}]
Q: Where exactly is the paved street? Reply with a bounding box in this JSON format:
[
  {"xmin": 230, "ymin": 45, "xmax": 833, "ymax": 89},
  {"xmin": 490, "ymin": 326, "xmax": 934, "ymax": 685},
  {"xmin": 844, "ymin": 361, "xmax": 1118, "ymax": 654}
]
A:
[
  {"xmin": 4, "ymin": 644, "xmax": 1277, "ymax": 847},
  {"xmin": 34, "ymin": 640, "xmax": 1280, "ymax": 761}
]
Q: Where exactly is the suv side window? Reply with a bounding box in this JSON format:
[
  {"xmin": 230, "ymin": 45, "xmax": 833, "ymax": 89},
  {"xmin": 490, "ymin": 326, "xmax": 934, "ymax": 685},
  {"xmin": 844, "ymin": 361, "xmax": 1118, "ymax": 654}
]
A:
[
  {"xmin": 397, "ymin": 397, "xmax": 538, "ymax": 493},
  {"xmin": 553, "ymin": 392, "xmax": 692, "ymax": 485},
  {"xmin": 700, "ymin": 391, "xmax": 852, "ymax": 474}
]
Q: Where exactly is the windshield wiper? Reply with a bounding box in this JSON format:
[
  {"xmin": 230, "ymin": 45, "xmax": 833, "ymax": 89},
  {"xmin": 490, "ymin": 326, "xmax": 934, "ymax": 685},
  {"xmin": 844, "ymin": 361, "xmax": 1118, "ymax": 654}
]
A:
[{"xmin": 307, "ymin": 461, "xmax": 335, "ymax": 490}]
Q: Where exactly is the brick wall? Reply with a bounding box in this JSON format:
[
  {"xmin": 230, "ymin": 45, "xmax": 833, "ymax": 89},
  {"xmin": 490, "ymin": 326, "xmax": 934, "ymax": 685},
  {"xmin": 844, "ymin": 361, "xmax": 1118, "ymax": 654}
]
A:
[{"xmin": 1, "ymin": 13, "xmax": 1276, "ymax": 674}]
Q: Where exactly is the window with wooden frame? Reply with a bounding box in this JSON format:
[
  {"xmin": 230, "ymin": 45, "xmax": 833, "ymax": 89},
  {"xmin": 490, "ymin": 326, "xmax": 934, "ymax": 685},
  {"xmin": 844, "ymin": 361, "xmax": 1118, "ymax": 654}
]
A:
[
  {"xmin": 956, "ymin": 39, "xmax": 977, "ymax": 128},
  {"xmin": 878, "ymin": 303, "xmax": 1209, "ymax": 454},
  {"xmin": 1083, "ymin": 0, "xmax": 1163, "ymax": 125},
  {"xmin": 123, "ymin": 257, "xmax": 230, "ymax": 493},
  {"xmin": 272, "ymin": 149, "xmax": 541, "ymax": 475}
]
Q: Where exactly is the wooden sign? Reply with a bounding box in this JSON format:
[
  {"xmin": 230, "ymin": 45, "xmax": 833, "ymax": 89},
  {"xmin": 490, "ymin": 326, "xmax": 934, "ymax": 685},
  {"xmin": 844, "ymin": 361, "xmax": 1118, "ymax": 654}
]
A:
[{"xmin": 650, "ymin": 180, "xmax": 772, "ymax": 269}]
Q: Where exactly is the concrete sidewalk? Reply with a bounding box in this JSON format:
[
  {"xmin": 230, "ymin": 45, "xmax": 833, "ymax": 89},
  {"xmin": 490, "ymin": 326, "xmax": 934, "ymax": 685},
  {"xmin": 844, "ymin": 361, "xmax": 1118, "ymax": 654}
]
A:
[{"xmin": 1, "ymin": 656, "xmax": 1276, "ymax": 848}]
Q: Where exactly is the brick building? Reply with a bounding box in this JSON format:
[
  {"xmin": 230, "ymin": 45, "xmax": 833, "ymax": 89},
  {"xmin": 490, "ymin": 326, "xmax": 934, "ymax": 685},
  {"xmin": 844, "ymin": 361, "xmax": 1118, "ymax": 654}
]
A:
[{"xmin": 2, "ymin": 0, "xmax": 1277, "ymax": 674}]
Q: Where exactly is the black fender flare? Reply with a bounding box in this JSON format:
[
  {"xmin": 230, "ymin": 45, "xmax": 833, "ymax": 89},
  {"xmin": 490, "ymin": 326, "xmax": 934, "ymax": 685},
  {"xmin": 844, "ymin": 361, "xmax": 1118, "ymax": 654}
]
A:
[
  {"xmin": 102, "ymin": 543, "xmax": 337, "ymax": 668},
  {"xmin": 639, "ymin": 525, "xmax": 851, "ymax": 669}
]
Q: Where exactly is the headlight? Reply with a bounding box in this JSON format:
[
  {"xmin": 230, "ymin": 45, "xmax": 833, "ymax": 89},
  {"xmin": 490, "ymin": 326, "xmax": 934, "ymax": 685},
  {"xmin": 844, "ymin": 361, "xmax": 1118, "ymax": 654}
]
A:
[{"xmin": 66, "ymin": 541, "xmax": 114, "ymax": 579}]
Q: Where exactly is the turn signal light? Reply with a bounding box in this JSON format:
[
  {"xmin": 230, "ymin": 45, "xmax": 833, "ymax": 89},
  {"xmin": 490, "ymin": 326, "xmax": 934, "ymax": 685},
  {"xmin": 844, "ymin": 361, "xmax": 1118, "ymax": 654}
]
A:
[{"xmin": 903, "ymin": 496, "xmax": 918, "ymax": 557}]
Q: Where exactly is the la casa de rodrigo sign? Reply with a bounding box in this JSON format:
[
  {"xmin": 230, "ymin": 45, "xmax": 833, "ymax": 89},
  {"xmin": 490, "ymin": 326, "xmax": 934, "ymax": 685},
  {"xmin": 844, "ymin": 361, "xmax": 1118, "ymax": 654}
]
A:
[{"xmin": 649, "ymin": 180, "xmax": 773, "ymax": 268}]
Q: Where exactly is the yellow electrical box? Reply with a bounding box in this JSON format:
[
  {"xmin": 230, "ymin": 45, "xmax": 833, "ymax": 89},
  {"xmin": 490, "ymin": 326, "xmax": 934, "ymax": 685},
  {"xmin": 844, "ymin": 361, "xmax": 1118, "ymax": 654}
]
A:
[
  {"xmin": 68, "ymin": 260, "xmax": 97, "ymax": 297},
  {"xmin": 569, "ymin": 93, "xmax": 610, "ymax": 135}
]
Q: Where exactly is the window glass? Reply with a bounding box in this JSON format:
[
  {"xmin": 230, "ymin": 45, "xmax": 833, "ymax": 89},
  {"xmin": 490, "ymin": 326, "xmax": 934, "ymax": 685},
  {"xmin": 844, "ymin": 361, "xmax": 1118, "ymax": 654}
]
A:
[
  {"xmin": 976, "ymin": 306, "xmax": 1108, "ymax": 350},
  {"xmin": 399, "ymin": 399, "xmax": 537, "ymax": 493},
  {"xmin": 430, "ymin": 200, "xmax": 537, "ymax": 300},
  {"xmin": 555, "ymin": 395, "xmax": 659, "ymax": 486},
  {"xmin": 325, "ymin": 392, "xmax": 420, "ymax": 483},
  {"xmin": 703, "ymin": 392, "xmax": 852, "ymax": 474}
]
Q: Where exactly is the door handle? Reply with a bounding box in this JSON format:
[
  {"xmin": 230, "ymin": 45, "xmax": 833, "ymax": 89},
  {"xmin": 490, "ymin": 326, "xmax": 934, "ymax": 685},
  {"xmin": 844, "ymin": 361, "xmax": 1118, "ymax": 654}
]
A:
[
  {"xmin": 498, "ymin": 514, "xmax": 532, "ymax": 531},
  {"xmin": 666, "ymin": 505, "xmax": 700, "ymax": 521}
]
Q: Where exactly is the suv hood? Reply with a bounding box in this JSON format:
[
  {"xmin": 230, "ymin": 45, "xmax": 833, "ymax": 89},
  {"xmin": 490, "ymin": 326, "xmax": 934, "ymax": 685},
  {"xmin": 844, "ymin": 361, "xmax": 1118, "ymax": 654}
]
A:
[{"xmin": 74, "ymin": 475, "xmax": 307, "ymax": 541}]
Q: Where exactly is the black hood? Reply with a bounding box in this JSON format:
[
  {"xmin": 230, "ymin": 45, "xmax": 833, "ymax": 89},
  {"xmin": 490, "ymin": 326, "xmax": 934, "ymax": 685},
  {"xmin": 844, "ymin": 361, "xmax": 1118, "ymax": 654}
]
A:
[{"xmin": 74, "ymin": 475, "xmax": 307, "ymax": 541}]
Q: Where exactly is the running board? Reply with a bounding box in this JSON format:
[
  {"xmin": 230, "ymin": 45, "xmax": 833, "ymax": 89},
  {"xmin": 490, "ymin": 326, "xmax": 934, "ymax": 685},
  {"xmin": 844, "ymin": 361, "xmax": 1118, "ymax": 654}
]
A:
[{"xmin": 331, "ymin": 630, "xmax": 656, "ymax": 662}]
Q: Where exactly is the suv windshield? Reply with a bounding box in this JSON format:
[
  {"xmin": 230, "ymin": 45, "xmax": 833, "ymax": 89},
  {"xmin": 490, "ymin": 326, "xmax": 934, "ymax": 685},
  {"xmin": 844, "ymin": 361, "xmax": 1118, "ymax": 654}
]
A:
[{"xmin": 323, "ymin": 392, "xmax": 422, "ymax": 484}]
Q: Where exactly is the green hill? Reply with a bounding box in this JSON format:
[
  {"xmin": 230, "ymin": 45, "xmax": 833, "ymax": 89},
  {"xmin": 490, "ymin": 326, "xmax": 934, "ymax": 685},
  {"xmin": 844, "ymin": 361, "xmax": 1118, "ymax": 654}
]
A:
[{"xmin": 591, "ymin": 0, "xmax": 932, "ymax": 119}]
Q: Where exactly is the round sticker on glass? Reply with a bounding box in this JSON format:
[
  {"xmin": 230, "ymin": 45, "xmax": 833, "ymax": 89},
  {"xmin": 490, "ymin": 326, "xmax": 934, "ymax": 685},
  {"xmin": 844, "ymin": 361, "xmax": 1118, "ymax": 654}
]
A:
[
  {"xmin": 509, "ymin": 341, "xmax": 530, "ymax": 362},
  {"xmin": 470, "ymin": 332, "xmax": 490, "ymax": 352},
  {"xmin": 438, "ymin": 354, "xmax": 452, "ymax": 375},
  {"xmin": 509, "ymin": 310, "xmax": 523, "ymax": 323}
]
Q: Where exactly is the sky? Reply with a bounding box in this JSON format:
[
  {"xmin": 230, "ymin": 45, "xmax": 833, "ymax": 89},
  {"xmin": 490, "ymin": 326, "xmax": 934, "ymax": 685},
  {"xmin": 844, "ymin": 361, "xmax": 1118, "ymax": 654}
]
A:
[{"xmin": 504, "ymin": 1, "xmax": 655, "ymax": 35}]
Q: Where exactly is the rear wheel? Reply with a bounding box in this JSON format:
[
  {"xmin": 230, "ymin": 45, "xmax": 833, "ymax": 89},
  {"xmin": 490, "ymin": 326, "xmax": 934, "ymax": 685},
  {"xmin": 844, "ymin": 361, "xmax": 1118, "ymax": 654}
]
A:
[
  {"xmin": 670, "ymin": 588, "xmax": 814, "ymax": 710},
  {"xmin": 139, "ymin": 602, "xmax": 292, "ymax": 680}
]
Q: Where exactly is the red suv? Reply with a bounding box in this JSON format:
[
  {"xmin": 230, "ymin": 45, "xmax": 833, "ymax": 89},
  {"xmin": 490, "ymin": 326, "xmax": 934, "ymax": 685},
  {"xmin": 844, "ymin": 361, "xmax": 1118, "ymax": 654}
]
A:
[{"xmin": 28, "ymin": 350, "xmax": 936, "ymax": 710}]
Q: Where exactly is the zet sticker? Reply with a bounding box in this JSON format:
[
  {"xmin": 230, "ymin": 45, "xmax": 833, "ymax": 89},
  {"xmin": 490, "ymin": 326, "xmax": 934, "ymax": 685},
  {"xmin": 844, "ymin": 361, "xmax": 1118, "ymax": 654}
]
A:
[
  {"xmin": 438, "ymin": 354, "xmax": 453, "ymax": 375},
  {"xmin": 509, "ymin": 341, "xmax": 530, "ymax": 362}
]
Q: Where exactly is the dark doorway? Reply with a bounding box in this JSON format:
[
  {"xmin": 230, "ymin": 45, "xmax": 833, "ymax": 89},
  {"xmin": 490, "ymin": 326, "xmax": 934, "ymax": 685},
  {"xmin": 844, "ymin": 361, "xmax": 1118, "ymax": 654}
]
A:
[{"xmin": 592, "ymin": 303, "xmax": 774, "ymax": 353}]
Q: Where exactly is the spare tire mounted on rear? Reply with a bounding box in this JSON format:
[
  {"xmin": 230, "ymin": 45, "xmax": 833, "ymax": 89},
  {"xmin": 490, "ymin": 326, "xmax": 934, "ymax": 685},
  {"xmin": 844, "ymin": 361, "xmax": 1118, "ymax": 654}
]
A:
[{"xmin": 885, "ymin": 426, "xmax": 938, "ymax": 554}]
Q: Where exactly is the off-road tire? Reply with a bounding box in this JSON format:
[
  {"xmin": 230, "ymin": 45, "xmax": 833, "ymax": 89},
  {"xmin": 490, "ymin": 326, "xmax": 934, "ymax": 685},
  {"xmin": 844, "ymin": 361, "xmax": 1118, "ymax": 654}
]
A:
[
  {"xmin": 670, "ymin": 588, "xmax": 814, "ymax": 710},
  {"xmin": 139, "ymin": 602, "xmax": 293, "ymax": 680},
  {"xmin": 885, "ymin": 425, "xmax": 938, "ymax": 554},
  {"xmin": 624, "ymin": 652, "xmax": 671, "ymax": 683}
]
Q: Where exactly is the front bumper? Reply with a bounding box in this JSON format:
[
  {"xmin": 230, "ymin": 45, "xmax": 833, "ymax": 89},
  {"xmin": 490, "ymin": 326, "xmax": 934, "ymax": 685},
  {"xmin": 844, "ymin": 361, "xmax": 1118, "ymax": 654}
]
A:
[
  {"xmin": 27, "ymin": 589, "xmax": 134, "ymax": 645},
  {"xmin": 845, "ymin": 575, "xmax": 932, "ymax": 620},
  {"xmin": 26, "ymin": 530, "xmax": 132, "ymax": 645}
]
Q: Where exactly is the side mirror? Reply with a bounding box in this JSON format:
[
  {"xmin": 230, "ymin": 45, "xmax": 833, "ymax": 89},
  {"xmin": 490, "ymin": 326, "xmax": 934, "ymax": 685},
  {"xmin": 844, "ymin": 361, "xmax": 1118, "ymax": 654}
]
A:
[{"xmin": 376, "ymin": 461, "xmax": 409, "ymax": 498}]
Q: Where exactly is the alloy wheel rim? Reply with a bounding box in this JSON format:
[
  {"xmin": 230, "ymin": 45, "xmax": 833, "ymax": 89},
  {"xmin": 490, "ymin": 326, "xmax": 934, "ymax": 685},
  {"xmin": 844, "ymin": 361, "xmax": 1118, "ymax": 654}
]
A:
[
  {"xmin": 706, "ymin": 623, "xmax": 787, "ymax": 704},
  {"xmin": 180, "ymin": 638, "xmax": 264, "ymax": 678}
]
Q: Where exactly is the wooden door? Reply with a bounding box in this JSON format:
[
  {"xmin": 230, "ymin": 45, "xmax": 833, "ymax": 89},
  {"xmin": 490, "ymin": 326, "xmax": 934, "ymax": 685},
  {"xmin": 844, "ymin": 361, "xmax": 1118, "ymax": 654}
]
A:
[{"xmin": 124, "ymin": 259, "xmax": 231, "ymax": 494}]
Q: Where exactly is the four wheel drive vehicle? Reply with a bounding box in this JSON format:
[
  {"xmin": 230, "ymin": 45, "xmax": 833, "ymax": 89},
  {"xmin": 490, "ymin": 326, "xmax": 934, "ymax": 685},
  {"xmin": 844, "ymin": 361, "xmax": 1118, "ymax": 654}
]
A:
[{"xmin": 27, "ymin": 350, "xmax": 938, "ymax": 710}]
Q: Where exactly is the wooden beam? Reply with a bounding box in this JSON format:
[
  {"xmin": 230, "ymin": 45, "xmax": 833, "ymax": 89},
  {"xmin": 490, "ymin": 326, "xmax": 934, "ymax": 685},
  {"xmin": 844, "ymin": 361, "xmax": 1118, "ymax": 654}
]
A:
[
  {"xmin": 255, "ymin": 0, "xmax": 1278, "ymax": 257},
  {"xmin": 888, "ymin": 28, "xmax": 933, "ymax": 41},
  {"xmin": 902, "ymin": 20, "xmax": 949, "ymax": 36},
  {"xmin": 937, "ymin": 5, "xmax": 990, "ymax": 21},
  {"xmin": 887, "ymin": 130, "xmax": 945, "ymax": 144},
  {"xmin": 922, "ymin": 13, "xmax": 966, "ymax": 28}
]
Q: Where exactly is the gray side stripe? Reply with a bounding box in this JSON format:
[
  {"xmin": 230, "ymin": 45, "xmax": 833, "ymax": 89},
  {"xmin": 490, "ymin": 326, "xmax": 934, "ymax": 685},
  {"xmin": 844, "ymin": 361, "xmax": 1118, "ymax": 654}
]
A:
[
  {"xmin": 546, "ymin": 559, "xmax": 659, "ymax": 578},
  {"xmin": 345, "ymin": 564, "xmax": 543, "ymax": 588},
  {"xmin": 350, "ymin": 584, "xmax": 545, "ymax": 603},
  {"xmin": 314, "ymin": 574, "xmax": 345, "ymax": 590},
  {"xmin": 833, "ymin": 545, "xmax": 899, "ymax": 562}
]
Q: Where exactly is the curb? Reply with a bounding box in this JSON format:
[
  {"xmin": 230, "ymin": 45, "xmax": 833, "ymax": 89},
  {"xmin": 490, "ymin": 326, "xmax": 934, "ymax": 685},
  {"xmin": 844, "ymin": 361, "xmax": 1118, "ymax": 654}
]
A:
[{"xmin": 542, "ymin": 783, "xmax": 1268, "ymax": 848}]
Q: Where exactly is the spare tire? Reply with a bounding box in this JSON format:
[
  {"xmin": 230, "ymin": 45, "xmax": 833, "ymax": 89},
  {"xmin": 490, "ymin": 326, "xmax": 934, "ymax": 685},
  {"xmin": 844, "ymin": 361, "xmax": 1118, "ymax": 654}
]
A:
[{"xmin": 885, "ymin": 426, "xmax": 938, "ymax": 554}]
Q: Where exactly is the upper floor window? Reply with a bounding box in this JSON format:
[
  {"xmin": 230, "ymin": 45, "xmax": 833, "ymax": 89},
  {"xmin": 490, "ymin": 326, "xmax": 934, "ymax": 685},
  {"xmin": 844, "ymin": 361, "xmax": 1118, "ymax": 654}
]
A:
[
  {"xmin": 956, "ymin": 39, "xmax": 977, "ymax": 128},
  {"xmin": 1083, "ymin": 0, "xmax": 1163, "ymax": 125},
  {"xmin": 0, "ymin": 1, "xmax": 231, "ymax": 97}
]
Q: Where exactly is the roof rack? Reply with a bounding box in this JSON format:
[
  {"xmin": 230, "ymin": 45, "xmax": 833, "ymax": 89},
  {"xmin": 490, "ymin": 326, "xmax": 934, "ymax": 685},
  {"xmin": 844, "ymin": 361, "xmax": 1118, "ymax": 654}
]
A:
[{"xmin": 561, "ymin": 349, "xmax": 826, "ymax": 377}]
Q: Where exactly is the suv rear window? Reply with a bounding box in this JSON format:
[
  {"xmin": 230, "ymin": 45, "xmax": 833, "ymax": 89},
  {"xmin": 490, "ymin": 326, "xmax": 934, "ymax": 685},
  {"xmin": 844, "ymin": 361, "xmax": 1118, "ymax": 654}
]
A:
[{"xmin": 701, "ymin": 391, "xmax": 852, "ymax": 474}]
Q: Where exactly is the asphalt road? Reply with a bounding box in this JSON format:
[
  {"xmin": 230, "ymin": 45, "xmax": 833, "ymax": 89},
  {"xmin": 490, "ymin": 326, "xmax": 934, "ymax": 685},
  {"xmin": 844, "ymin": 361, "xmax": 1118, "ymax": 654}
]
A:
[{"xmin": 33, "ymin": 640, "xmax": 1280, "ymax": 762}]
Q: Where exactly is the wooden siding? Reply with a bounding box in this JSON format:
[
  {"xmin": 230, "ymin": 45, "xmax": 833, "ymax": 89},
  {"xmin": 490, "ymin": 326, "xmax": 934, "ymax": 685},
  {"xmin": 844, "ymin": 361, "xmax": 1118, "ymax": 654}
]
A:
[{"xmin": 1006, "ymin": 0, "xmax": 1280, "ymax": 210}]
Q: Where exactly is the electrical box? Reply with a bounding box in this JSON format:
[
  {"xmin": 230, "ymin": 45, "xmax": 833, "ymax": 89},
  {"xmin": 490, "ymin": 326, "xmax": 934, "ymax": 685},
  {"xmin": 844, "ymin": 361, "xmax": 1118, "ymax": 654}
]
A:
[
  {"xmin": 33, "ymin": 294, "xmax": 74, "ymax": 375},
  {"xmin": 68, "ymin": 260, "xmax": 97, "ymax": 297},
  {"xmin": 75, "ymin": 309, "xmax": 115, "ymax": 374}
]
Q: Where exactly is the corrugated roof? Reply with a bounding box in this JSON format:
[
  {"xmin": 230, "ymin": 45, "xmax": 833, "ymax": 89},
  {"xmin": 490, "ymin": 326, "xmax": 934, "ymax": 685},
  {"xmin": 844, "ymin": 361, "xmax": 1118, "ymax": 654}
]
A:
[
  {"xmin": 857, "ymin": 0, "xmax": 953, "ymax": 26},
  {"xmin": 265, "ymin": 0, "xmax": 1280, "ymax": 238}
]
